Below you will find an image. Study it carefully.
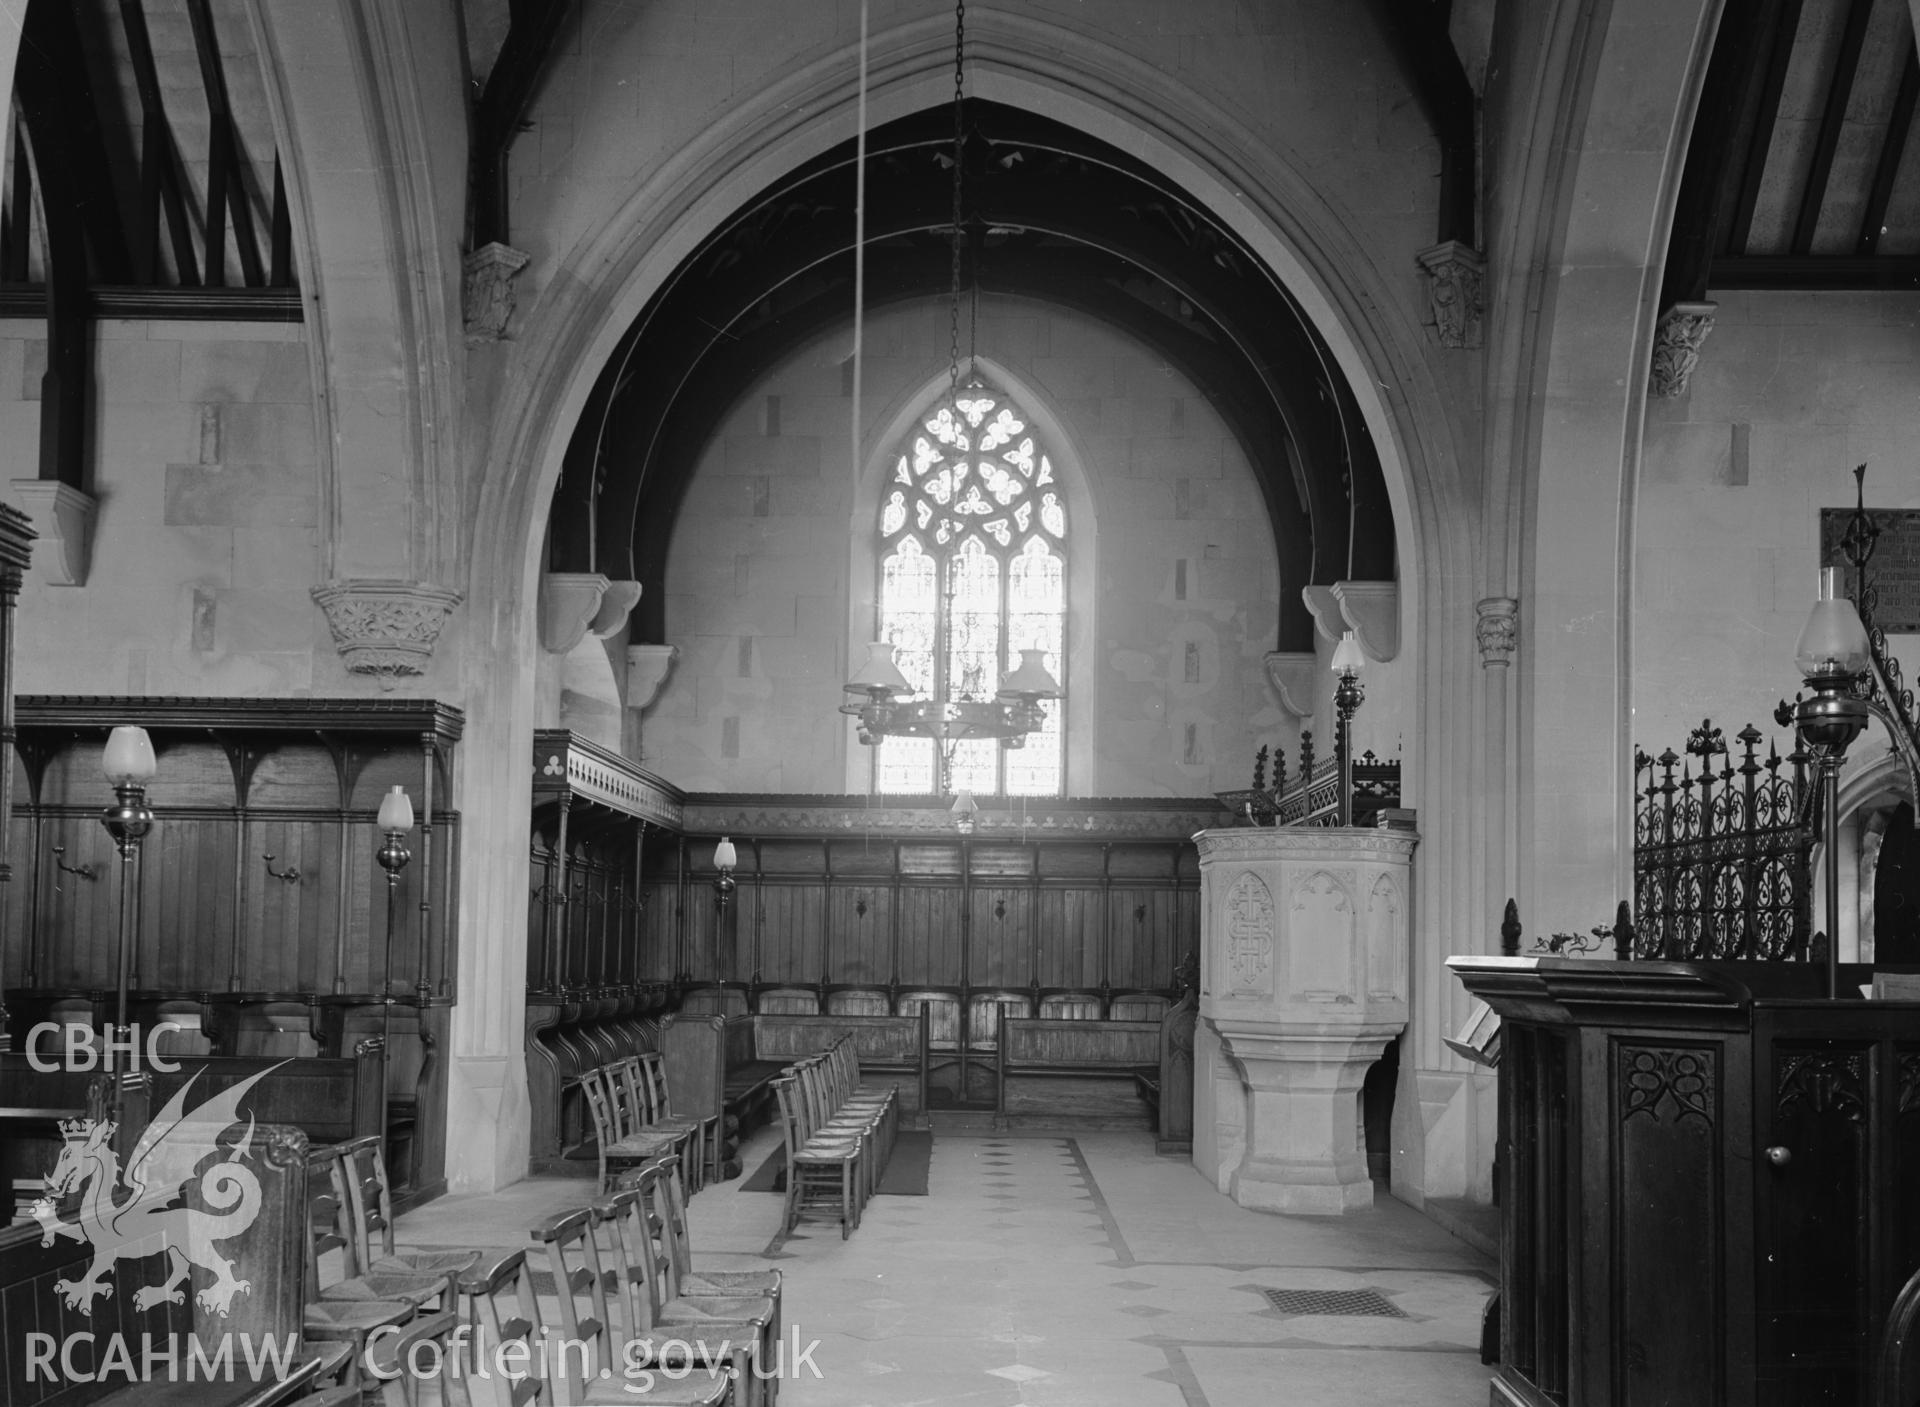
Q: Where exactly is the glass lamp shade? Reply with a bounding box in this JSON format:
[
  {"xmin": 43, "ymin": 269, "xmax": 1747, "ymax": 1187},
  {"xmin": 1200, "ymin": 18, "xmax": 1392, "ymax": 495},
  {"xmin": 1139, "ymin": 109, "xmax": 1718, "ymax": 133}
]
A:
[
  {"xmin": 713, "ymin": 836, "xmax": 737, "ymax": 872},
  {"xmin": 102, "ymin": 726, "xmax": 157, "ymax": 786},
  {"xmin": 1794, "ymin": 568, "xmax": 1871, "ymax": 681},
  {"xmin": 377, "ymin": 785, "xmax": 414, "ymax": 832},
  {"xmin": 846, "ymin": 641, "xmax": 913, "ymax": 697},
  {"xmin": 997, "ymin": 649, "xmax": 1061, "ymax": 698},
  {"xmin": 1330, "ymin": 630, "xmax": 1366, "ymax": 678},
  {"xmin": 950, "ymin": 789, "xmax": 979, "ymax": 818}
]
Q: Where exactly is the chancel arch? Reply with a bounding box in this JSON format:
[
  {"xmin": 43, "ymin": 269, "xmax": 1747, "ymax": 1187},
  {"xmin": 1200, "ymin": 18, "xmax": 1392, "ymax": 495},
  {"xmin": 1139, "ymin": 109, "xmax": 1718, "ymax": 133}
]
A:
[{"xmin": 465, "ymin": 13, "xmax": 1460, "ymax": 1194}]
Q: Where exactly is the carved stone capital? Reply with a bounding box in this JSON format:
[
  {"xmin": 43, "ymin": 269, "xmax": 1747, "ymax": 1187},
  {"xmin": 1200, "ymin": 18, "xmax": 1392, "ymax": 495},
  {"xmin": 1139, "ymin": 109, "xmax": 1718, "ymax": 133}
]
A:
[
  {"xmin": 1332, "ymin": 581, "xmax": 1398, "ymax": 662},
  {"xmin": 463, "ymin": 241, "xmax": 531, "ymax": 341},
  {"xmin": 10, "ymin": 480, "xmax": 93, "ymax": 586},
  {"xmin": 589, "ymin": 580, "xmax": 643, "ymax": 640},
  {"xmin": 1649, "ymin": 301, "xmax": 1716, "ymax": 397},
  {"xmin": 1475, "ymin": 596, "xmax": 1518, "ymax": 669},
  {"xmin": 1416, "ymin": 240, "xmax": 1485, "ymax": 350},
  {"xmin": 1263, "ymin": 651, "xmax": 1316, "ymax": 717},
  {"xmin": 541, "ymin": 572, "xmax": 610, "ymax": 654},
  {"xmin": 627, "ymin": 643, "xmax": 679, "ymax": 712},
  {"xmin": 311, "ymin": 579, "xmax": 463, "ymax": 676}
]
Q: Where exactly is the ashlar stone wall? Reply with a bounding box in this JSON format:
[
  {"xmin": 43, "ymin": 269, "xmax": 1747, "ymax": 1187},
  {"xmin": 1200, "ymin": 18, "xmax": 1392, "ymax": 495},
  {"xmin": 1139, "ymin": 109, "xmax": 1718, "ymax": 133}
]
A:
[
  {"xmin": 639, "ymin": 295, "xmax": 1290, "ymax": 797},
  {"xmin": 0, "ymin": 318, "xmax": 332, "ymax": 697}
]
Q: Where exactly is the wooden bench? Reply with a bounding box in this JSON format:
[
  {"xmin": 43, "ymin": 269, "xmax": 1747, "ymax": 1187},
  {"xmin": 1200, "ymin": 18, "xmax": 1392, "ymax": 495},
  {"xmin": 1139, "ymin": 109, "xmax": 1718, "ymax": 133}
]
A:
[
  {"xmin": 0, "ymin": 1122, "xmax": 341, "ymax": 1404},
  {"xmin": 753, "ymin": 1010, "xmax": 930, "ymax": 1118},
  {"xmin": 660, "ymin": 1007, "xmax": 931, "ymax": 1180},
  {"xmin": 0, "ymin": 1046, "xmax": 384, "ymax": 1224},
  {"xmin": 995, "ymin": 1015, "xmax": 1162, "ymax": 1129}
]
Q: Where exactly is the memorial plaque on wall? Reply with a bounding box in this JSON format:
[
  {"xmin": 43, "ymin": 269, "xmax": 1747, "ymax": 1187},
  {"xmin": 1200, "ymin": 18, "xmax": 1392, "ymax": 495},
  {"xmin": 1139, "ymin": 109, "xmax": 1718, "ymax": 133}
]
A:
[{"xmin": 1821, "ymin": 508, "xmax": 1920, "ymax": 633}]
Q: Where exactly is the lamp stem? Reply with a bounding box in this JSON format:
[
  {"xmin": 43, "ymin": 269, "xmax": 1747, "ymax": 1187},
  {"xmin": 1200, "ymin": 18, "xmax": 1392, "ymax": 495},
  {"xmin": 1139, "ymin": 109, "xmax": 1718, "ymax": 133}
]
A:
[
  {"xmin": 1822, "ymin": 755, "xmax": 1841, "ymax": 1000},
  {"xmin": 383, "ymin": 864, "xmax": 399, "ymax": 1052},
  {"xmin": 115, "ymin": 840, "xmax": 138, "ymax": 1038}
]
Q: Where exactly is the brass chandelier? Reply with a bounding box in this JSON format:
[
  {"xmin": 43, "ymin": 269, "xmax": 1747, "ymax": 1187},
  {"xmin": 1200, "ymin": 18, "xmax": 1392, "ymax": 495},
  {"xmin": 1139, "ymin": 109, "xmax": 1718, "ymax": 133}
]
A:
[{"xmin": 839, "ymin": 0, "xmax": 1060, "ymax": 795}]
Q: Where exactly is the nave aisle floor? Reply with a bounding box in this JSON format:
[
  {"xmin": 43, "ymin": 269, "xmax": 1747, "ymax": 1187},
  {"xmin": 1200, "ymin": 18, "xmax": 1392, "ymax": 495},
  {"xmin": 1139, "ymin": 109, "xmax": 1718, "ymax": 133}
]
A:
[{"xmin": 397, "ymin": 1127, "xmax": 1495, "ymax": 1407}]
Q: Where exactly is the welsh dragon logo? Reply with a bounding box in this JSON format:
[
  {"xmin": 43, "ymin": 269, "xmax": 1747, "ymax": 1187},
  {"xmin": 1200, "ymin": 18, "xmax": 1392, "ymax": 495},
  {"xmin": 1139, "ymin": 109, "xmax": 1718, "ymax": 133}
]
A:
[{"xmin": 30, "ymin": 1063, "xmax": 284, "ymax": 1317}]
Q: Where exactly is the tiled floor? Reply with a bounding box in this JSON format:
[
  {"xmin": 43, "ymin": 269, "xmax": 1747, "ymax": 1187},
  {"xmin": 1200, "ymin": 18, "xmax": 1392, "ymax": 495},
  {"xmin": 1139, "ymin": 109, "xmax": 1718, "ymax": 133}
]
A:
[{"xmin": 397, "ymin": 1125, "xmax": 1496, "ymax": 1406}]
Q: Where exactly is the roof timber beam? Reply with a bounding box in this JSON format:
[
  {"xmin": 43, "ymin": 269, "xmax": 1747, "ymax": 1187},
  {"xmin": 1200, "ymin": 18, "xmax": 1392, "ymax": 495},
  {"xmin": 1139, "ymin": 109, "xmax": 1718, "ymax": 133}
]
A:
[
  {"xmin": 1793, "ymin": 0, "xmax": 1875, "ymax": 255},
  {"xmin": 470, "ymin": 0, "xmax": 577, "ymax": 248}
]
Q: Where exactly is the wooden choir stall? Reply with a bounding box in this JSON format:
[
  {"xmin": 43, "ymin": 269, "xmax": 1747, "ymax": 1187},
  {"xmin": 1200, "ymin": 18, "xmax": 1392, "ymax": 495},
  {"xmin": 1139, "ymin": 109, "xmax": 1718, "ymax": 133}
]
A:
[{"xmin": 0, "ymin": 696, "xmax": 463, "ymax": 1213}]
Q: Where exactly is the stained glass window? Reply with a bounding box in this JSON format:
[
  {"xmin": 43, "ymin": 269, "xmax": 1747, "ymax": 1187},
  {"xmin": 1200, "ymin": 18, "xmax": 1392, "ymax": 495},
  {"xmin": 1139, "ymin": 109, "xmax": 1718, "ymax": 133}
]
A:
[{"xmin": 874, "ymin": 383, "xmax": 1067, "ymax": 796}]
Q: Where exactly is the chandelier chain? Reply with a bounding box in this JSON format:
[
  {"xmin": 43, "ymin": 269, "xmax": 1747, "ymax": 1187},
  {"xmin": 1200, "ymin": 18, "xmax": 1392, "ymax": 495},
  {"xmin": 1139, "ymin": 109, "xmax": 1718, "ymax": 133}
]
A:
[{"xmin": 948, "ymin": 0, "xmax": 965, "ymax": 404}]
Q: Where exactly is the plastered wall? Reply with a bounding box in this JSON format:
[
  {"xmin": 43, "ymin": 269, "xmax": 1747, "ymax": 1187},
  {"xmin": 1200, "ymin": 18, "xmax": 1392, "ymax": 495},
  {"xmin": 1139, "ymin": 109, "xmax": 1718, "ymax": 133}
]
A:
[
  {"xmin": 1636, "ymin": 292, "xmax": 1920, "ymax": 762},
  {"xmin": 639, "ymin": 295, "xmax": 1290, "ymax": 796}
]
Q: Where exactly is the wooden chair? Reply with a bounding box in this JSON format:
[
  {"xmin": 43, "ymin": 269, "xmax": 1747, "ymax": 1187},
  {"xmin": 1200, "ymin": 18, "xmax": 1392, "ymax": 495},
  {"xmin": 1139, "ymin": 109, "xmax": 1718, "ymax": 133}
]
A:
[
  {"xmin": 456, "ymin": 1245, "xmax": 732, "ymax": 1405},
  {"xmin": 636, "ymin": 1050, "xmax": 721, "ymax": 1187},
  {"xmin": 771, "ymin": 1074, "xmax": 862, "ymax": 1239},
  {"xmin": 615, "ymin": 1053, "xmax": 708, "ymax": 1191},
  {"xmin": 300, "ymin": 1147, "xmax": 420, "ymax": 1385},
  {"xmin": 309, "ymin": 1143, "xmax": 448, "ymax": 1312},
  {"xmin": 582, "ymin": 1064, "xmax": 688, "ymax": 1194},
  {"xmin": 363, "ymin": 1304, "xmax": 465, "ymax": 1407},
  {"xmin": 618, "ymin": 1156, "xmax": 783, "ymax": 1374},
  {"xmin": 528, "ymin": 1206, "xmax": 737, "ymax": 1404},
  {"xmin": 796, "ymin": 1053, "xmax": 885, "ymax": 1200},
  {"xmin": 584, "ymin": 1188, "xmax": 777, "ymax": 1407},
  {"xmin": 625, "ymin": 1155, "xmax": 782, "ymax": 1306},
  {"xmin": 335, "ymin": 1132, "xmax": 487, "ymax": 1290}
]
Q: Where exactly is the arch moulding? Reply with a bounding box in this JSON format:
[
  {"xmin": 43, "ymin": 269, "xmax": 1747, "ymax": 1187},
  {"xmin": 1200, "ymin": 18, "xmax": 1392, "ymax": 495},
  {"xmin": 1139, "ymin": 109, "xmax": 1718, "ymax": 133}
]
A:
[{"xmin": 453, "ymin": 11, "xmax": 1481, "ymax": 1195}]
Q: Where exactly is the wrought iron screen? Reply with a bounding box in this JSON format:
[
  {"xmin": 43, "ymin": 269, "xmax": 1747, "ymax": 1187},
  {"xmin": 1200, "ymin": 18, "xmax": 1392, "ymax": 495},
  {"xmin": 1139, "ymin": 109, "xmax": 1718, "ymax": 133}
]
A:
[{"xmin": 1631, "ymin": 721, "xmax": 1813, "ymax": 960}]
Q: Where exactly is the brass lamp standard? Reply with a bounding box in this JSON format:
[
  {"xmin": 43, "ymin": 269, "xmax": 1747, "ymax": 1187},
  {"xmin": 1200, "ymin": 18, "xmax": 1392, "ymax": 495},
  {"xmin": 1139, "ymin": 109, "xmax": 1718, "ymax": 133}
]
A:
[
  {"xmin": 375, "ymin": 786, "xmax": 415, "ymax": 1051},
  {"xmin": 1788, "ymin": 568, "xmax": 1871, "ymax": 998},
  {"xmin": 1331, "ymin": 631, "xmax": 1367, "ymax": 828},
  {"xmin": 99, "ymin": 726, "xmax": 156, "ymax": 1056},
  {"xmin": 713, "ymin": 836, "xmax": 737, "ymax": 912}
]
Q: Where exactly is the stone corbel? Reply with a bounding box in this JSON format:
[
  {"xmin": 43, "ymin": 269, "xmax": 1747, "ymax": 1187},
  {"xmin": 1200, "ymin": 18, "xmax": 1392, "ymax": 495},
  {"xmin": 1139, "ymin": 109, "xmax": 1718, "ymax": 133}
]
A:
[
  {"xmin": 541, "ymin": 572, "xmax": 609, "ymax": 654},
  {"xmin": 1263, "ymin": 651, "xmax": 1317, "ymax": 718},
  {"xmin": 627, "ymin": 644, "xmax": 679, "ymax": 712},
  {"xmin": 1301, "ymin": 585, "xmax": 1343, "ymax": 642},
  {"xmin": 1475, "ymin": 597, "xmax": 1518, "ymax": 669},
  {"xmin": 1649, "ymin": 301, "xmax": 1716, "ymax": 397},
  {"xmin": 1302, "ymin": 582, "xmax": 1398, "ymax": 662},
  {"xmin": 589, "ymin": 580, "xmax": 643, "ymax": 639},
  {"xmin": 1331, "ymin": 581, "xmax": 1398, "ymax": 663},
  {"xmin": 463, "ymin": 242, "xmax": 531, "ymax": 342},
  {"xmin": 310, "ymin": 579, "xmax": 463, "ymax": 677},
  {"xmin": 10, "ymin": 480, "xmax": 95, "ymax": 586},
  {"xmin": 1415, "ymin": 240, "xmax": 1485, "ymax": 350}
]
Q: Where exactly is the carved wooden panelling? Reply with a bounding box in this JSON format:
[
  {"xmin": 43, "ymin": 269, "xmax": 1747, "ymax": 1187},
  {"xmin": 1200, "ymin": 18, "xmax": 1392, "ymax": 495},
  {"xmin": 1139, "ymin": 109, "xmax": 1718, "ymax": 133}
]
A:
[
  {"xmin": 1777, "ymin": 1050, "xmax": 1868, "ymax": 1122},
  {"xmin": 1613, "ymin": 1040, "xmax": 1721, "ymax": 1400},
  {"xmin": 1224, "ymin": 871, "xmax": 1275, "ymax": 996},
  {"xmin": 1898, "ymin": 1051, "xmax": 1920, "ymax": 1115},
  {"xmin": 1287, "ymin": 868, "xmax": 1355, "ymax": 1000},
  {"xmin": 1619, "ymin": 1044, "xmax": 1715, "ymax": 1125}
]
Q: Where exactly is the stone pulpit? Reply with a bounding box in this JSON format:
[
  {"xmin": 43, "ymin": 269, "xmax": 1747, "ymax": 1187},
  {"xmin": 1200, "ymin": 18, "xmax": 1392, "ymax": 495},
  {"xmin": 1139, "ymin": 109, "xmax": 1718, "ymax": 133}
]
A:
[{"xmin": 1193, "ymin": 827, "xmax": 1417, "ymax": 1213}]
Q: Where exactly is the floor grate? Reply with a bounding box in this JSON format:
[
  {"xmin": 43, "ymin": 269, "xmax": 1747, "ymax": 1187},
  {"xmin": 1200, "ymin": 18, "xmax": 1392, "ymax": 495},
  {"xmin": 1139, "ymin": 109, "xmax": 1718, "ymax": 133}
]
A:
[{"xmin": 1259, "ymin": 1287, "xmax": 1407, "ymax": 1318}]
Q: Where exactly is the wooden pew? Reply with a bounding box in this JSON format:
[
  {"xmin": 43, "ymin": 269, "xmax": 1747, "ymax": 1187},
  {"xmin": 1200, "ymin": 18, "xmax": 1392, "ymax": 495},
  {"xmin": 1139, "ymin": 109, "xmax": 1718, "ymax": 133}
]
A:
[
  {"xmin": 752, "ymin": 1010, "xmax": 930, "ymax": 1119},
  {"xmin": 0, "ymin": 1046, "xmax": 384, "ymax": 1226},
  {"xmin": 1131, "ymin": 993, "xmax": 1196, "ymax": 1153},
  {"xmin": 658, "ymin": 1006, "xmax": 931, "ymax": 1180},
  {"xmin": 657, "ymin": 1013, "xmax": 765, "ymax": 1177},
  {"xmin": 0, "ymin": 1121, "xmax": 335, "ymax": 1405},
  {"xmin": 995, "ymin": 1014, "xmax": 1161, "ymax": 1129}
]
